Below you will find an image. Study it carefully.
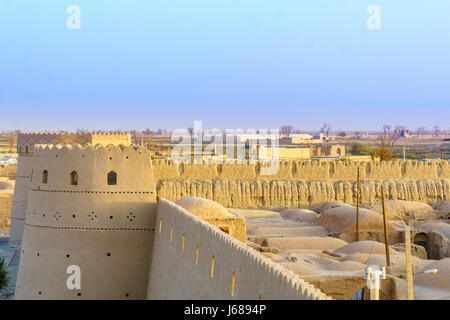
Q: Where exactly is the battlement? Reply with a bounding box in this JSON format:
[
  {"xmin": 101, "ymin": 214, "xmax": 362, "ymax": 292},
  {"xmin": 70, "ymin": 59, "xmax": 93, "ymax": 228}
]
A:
[
  {"xmin": 148, "ymin": 199, "xmax": 330, "ymax": 300},
  {"xmin": 152, "ymin": 159, "xmax": 450, "ymax": 181},
  {"xmin": 33, "ymin": 143, "xmax": 147, "ymax": 153},
  {"xmin": 18, "ymin": 131, "xmax": 129, "ymax": 136},
  {"xmin": 16, "ymin": 132, "xmax": 131, "ymax": 154},
  {"xmin": 30, "ymin": 144, "xmax": 153, "ymax": 192},
  {"xmin": 14, "ymin": 142, "xmax": 157, "ymax": 299}
]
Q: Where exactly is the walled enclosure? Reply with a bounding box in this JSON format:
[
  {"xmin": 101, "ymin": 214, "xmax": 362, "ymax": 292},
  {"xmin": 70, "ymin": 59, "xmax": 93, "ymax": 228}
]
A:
[
  {"xmin": 9, "ymin": 132, "xmax": 131, "ymax": 242},
  {"xmin": 15, "ymin": 144, "xmax": 157, "ymax": 299},
  {"xmin": 152, "ymin": 160, "xmax": 450, "ymax": 208},
  {"xmin": 147, "ymin": 199, "xmax": 330, "ymax": 300}
]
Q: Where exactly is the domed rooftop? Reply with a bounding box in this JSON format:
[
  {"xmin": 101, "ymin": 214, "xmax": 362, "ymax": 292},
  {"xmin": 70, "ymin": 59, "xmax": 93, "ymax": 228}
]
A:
[{"xmin": 175, "ymin": 197, "xmax": 234, "ymax": 219}]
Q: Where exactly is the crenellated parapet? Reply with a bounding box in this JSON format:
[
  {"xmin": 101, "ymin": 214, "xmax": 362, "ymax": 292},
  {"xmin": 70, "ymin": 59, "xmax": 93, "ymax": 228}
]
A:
[
  {"xmin": 15, "ymin": 143, "xmax": 157, "ymax": 299},
  {"xmin": 30, "ymin": 144, "xmax": 153, "ymax": 192},
  {"xmin": 16, "ymin": 132, "xmax": 131, "ymax": 155},
  {"xmin": 152, "ymin": 159, "xmax": 450, "ymax": 181},
  {"xmin": 10, "ymin": 131, "xmax": 132, "ymax": 243}
]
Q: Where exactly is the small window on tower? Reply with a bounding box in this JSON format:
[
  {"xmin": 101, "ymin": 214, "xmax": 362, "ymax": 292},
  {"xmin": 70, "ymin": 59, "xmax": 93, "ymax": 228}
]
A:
[
  {"xmin": 70, "ymin": 171, "xmax": 78, "ymax": 186},
  {"xmin": 42, "ymin": 170, "xmax": 48, "ymax": 184},
  {"xmin": 107, "ymin": 171, "xmax": 117, "ymax": 185}
]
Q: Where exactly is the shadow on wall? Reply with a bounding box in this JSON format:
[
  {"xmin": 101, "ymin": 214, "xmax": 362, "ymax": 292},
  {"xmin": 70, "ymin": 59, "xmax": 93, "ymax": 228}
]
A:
[{"xmin": 147, "ymin": 199, "xmax": 331, "ymax": 300}]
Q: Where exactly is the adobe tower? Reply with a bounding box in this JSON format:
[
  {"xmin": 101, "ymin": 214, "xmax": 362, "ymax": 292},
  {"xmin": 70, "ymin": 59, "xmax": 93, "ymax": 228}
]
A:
[
  {"xmin": 9, "ymin": 132, "xmax": 131, "ymax": 242},
  {"xmin": 15, "ymin": 144, "xmax": 157, "ymax": 299}
]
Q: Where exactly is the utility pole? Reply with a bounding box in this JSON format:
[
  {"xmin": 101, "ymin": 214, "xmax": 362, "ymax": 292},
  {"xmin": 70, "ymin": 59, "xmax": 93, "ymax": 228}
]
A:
[
  {"xmin": 356, "ymin": 167, "xmax": 360, "ymax": 242},
  {"xmin": 403, "ymin": 146, "xmax": 406, "ymax": 161},
  {"xmin": 404, "ymin": 226, "xmax": 414, "ymax": 300},
  {"xmin": 381, "ymin": 185, "xmax": 391, "ymax": 267}
]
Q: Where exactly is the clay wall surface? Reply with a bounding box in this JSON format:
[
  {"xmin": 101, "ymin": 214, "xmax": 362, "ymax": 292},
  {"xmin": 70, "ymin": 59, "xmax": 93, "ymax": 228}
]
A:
[
  {"xmin": 9, "ymin": 132, "xmax": 131, "ymax": 242},
  {"xmin": 9, "ymin": 155, "xmax": 35, "ymax": 241},
  {"xmin": 0, "ymin": 191, "xmax": 13, "ymax": 227},
  {"xmin": 152, "ymin": 160, "xmax": 450, "ymax": 181},
  {"xmin": 15, "ymin": 145, "xmax": 157, "ymax": 299},
  {"xmin": 0, "ymin": 165, "xmax": 16, "ymax": 180},
  {"xmin": 152, "ymin": 160, "xmax": 450, "ymax": 208},
  {"xmin": 16, "ymin": 132, "xmax": 131, "ymax": 154},
  {"xmin": 91, "ymin": 133, "xmax": 131, "ymax": 146},
  {"xmin": 156, "ymin": 178, "xmax": 450, "ymax": 208},
  {"xmin": 147, "ymin": 199, "xmax": 330, "ymax": 300}
]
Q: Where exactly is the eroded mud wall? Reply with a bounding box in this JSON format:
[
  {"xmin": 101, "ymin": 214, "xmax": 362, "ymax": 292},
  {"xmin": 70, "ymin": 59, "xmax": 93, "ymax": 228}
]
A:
[
  {"xmin": 153, "ymin": 160, "xmax": 450, "ymax": 181},
  {"xmin": 156, "ymin": 178, "xmax": 450, "ymax": 208},
  {"xmin": 153, "ymin": 160, "xmax": 450, "ymax": 208}
]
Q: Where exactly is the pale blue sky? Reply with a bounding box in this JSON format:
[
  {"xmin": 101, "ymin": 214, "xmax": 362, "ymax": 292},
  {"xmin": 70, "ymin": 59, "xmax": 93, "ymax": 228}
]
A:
[{"xmin": 0, "ymin": 1, "xmax": 449, "ymax": 132}]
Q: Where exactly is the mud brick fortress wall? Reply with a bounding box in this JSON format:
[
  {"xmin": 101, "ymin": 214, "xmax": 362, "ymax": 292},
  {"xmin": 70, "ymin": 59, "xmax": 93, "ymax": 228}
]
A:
[
  {"xmin": 152, "ymin": 160, "xmax": 450, "ymax": 208},
  {"xmin": 9, "ymin": 132, "xmax": 131, "ymax": 241},
  {"xmin": 15, "ymin": 144, "xmax": 157, "ymax": 299},
  {"xmin": 13, "ymin": 144, "xmax": 328, "ymax": 300},
  {"xmin": 148, "ymin": 199, "xmax": 329, "ymax": 300}
]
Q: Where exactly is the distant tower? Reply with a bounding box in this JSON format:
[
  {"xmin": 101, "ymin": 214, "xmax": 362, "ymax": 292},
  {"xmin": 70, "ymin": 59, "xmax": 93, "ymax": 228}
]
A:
[
  {"xmin": 9, "ymin": 132, "xmax": 131, "ymax": 243},
  {"xmin": 15, "ymin": 144, "xmax": 157, "ymax": 299}
]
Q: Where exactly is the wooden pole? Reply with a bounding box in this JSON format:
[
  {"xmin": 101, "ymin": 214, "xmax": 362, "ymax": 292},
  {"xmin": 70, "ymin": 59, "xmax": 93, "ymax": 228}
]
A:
[
  {"xmin": 404, "ymin": 226, "xmax": 414, "ymax": 300},
  {"xmin": 381, "ymin": 185, "xmax": 391, "ymax": 267},
  {"xmin": 356, "ymin": 167, "xmax": 360, "ymax": 242}
]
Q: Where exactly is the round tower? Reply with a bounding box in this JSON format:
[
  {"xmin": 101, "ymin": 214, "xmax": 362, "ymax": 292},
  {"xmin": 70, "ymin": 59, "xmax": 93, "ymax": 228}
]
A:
[
  {"xmin": 9, "ymin": 132, "xmax": 131, "ymax": 242},
  {"xmin": 15, "ymin": 144, "xmax": 157, "ymax": 299}
]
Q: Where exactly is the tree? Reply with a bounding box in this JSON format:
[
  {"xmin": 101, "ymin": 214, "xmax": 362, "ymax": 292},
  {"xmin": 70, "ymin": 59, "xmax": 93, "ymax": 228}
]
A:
[
  {"xmin": 417, "ymin": 127, "xmax": 426, "ymax": 137},
  {"xmin": 0, "ymin": 258, "xmax": 9, "ymax": 293},
  {"xmin": 319, "ymin": 123, "xmax": 332, "ymax": 137},
  {"xmin": 378, "ymin": 125, "xmax": 400, "ymax": 148},
  {"xmin": 143, "ymin": 129, "xmax": 155, "ymax": 150},
  {"xmin": 373, "ymin": 145, "xmax": 394, "ymax": 161},
  {"xmin": 280, "ymin": 125, "xmax": 294, "ymax": 138},
  {"xmin": 433, "ymin": 125, "xmax": 440, "ymax": 137},
  {"xmin": 374, "ymin": 125, "xmax": 401, "ymax": 161}
]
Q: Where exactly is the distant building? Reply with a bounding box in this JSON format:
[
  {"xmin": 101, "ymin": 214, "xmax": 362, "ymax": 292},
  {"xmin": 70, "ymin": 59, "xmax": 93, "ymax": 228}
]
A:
[
  {"xmin": 394, "ymin": 129, "xmax": 411, "ymax": 138},
  {"xmin": 256, "ymin": 146, "xmax": 311, "ymax": 160},
  {"xmin": 0, "ymin": 157, "xmax": 17, "ymax": 165},
  {"xmin": 310, "ymin": 144, "xmax": 345, "ymax": 157}
]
